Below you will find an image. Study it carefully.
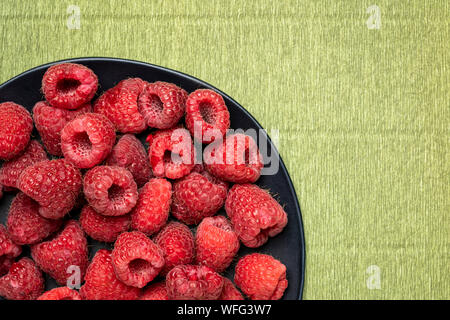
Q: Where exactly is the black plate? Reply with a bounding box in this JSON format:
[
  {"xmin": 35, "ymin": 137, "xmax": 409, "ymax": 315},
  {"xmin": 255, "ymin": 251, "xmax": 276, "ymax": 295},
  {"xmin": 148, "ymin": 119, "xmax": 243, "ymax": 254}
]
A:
[{"xmin": 0, "ymin": 57, "xmax": 305, "ymax": 300}]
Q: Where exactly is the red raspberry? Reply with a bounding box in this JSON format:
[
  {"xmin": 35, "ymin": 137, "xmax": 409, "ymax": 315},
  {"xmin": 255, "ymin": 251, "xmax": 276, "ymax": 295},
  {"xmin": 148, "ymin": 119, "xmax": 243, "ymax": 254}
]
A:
[
  {"xmin": 219, "ymin": 278, "xmax": 244, "ymax": 300},
  {"xmin": 154, "ymin": 222, "xmax": 195, "ymax": 275},
  {"xmin": 80, "ymin": 249, "xmax": 140, "ymax": 300},
  {"xmin": 31, "ymin": 220, "xmax": 88, "ymax": 285},
  {"xmin": 225, "ymin": 184, "xmax": 287, "ymax": 248},
  {"xmin": 234, "ymin": 253, "xmax": 288, "ymax": 300},
  {"xmin": 185, "ymin": 89, "xmax": 230, "ymax": 144},
  {"xmin": 112, "ymin": 231, "xmax": 165, "ymax": 288},
  {"xmin": 138, "ymin": 81, "xmax": 187, "ymax": 129},
  {"xmin": 37, "ymin": 287, "xmax": 82, "ymax": 300},
  {"xmin": 166, "ymin": 264, "xmax": 224, "ymax": 300},
  {"xmin": 148, "ymin": 127, "xmax": 195, "ymax": 179},
  {"xmin": 192, "ymin": 163, "xmax": 205, "ymax": 173},
  {"xmin": 204, "ymin": 133, "xmax": 263, "ymax": 183},
  {"xmin": 94, "ymin": 78, "xmax": 147, "ymax": 133},
  {"xmin": 106, "ymin": 134, "xmax": 152, "ymax": 187},
  {"xmin": 0, "ymin": 225, "xmax": 22, "ymax": 276},
  {"xmin": 80, "ymin": 205, "xmax": 130, "ymax": 242},
  {"xmin": 42, "ymin": 63, "xmax": 98, "ymax": 110},
  {"xmin": 17, "ymin": 159, "xmax": 82, "ymax": 220},
  {"xmin": 7, "ymin": 193, "xmax": 62, "ymax": 245},
  {"xmin": 0, "ymin": 257, "xmax": 12, "ymax": 278},
  {"xmin": 172, "ymin": 171, "xmax": 228, "ymax": 225},
  {"xmin": 33, "ymin": 101, "xmax": 91, "ymax": 156},
  {"xmin": 83, "ymin": 166, "xmax": 138, "ymax": 216},
  {"xmin": 140, "ymin": 281, "xmax": 169, "ymax": 300},
  {"xmin": 61, "ymin": 112, "xmax": 116, "ymax": 169},
  {"xmin": 195, "ymin": 216, "xmax": 240, "ymax": 272},
  {"xmin": 0, "ymin": 102, "xmax": 33, "ymax": 160},
  {"xmin": 0, "ymin": 140, "xmax": 48, "ymax": 190},
  {"xmin": 0, "ymin": 258, "xmax": 44, "ymax": 300},
  {"xmin": 130, "ymin": 178, "xmax": 171, "ymax": 235}
]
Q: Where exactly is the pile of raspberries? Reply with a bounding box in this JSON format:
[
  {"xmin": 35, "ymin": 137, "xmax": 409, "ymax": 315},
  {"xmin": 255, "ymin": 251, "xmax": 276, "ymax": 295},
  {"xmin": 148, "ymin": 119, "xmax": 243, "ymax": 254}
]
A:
[{"xmin": 0, "ymin": 63, "xmax": 288, "ymax": 300}]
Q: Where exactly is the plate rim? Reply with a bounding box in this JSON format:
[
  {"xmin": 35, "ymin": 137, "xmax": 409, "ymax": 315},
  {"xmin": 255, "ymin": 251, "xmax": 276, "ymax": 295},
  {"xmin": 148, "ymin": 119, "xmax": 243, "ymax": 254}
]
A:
[{"xmin": 0, "ymin": 57, "xmax": 306, "ymax": 300}]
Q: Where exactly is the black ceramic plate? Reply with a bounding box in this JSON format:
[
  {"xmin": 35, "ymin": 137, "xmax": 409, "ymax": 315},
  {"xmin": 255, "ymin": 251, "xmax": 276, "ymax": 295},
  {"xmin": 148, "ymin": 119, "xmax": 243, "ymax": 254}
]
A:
[{"xmin": 0, "ymin": 58, "xmax": 305, "ymax": 300}]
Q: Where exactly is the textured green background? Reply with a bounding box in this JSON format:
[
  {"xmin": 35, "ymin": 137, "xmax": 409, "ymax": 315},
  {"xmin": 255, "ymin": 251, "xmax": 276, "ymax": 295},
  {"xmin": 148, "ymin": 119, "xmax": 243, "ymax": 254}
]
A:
[{"xmin": 0, "ymin": 0, "xmax": 448, "ymax": 299}]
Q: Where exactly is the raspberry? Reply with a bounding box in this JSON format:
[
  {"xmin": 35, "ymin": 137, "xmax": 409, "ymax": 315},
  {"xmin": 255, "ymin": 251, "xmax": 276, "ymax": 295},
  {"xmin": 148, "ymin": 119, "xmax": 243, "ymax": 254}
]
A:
[
  {"xmin": 83, "ymin": 166, "xmax": 138, "ymax": 216},
  {"xmin": 0, "ymin": 257, "xmax": 12, "ymax": 278},
  {"xmin": 33, "ymin": 101, "xmax": 92, "ymax": 156},
  {"xmin": 204, "ymin": 133, "xmax": 263, "ymax": 183},
  {"xmin": 61, "ymin": 112, "xmax": 116, "ymax": 169},
  {"xmin": 130, "ymin": 178, "xmax": 171, "ymax": 235},
  {"xmin": 0, "ymin": 140, "xmax": 48, "ymax": 190},
  {"xmin": 138, "ymin": 81, "xmax": 187, "ymax": 129},
  {"xmin": 0, "ymin": 258, "xmax": 44, "ymax": 300},
  {"xmin": 192, "ymin": 163, "xmax": 205, "ymax": 173},
  {"xmin": 0, "ymin": 184, "xmax": 2, "ymax": 201},
  {"xmin": 17, "ymin": 159, "xmax": 82, "ymax": 220},
  {"xmin": 166, "ymin": 265, "xmax": 224, "ymax": 300},
  {"xmin": 234, "ymin": 253, "xmax": 288, "ymax": 300},
  {"xmin": 148, "ymin": 127, "xmax": 195, "ymax": 179},
  {"xmin": 140, "ymin": 281, "xmax": 169, "ymax": 300},
  {"xmin": 106, "ymin": 134, "xmax": 152, "ymax": 187},
  {"xmin": 219, "ymin": 278, "xmax": 244, "ymax": 300},
  {"xmin": 7, "ymin": 193, "xmax": 62, "ymax": 245},
  {"xmin": 94, "ymin": 78, "xmax": 147, "ymax": 133},
  {"xmin": 171, "ymin": 171, "xmax": 228, "ymax": 225},
  {"xmin": 80, "ymin": 205, "xmax": 130, "ymax": 242},
  {"xmin": 31, "ymin": 220, "xmax": 88, "ymax": 285},
  {"xmin": 225, "ymin": 184, "xmax": 287, "ymax": 248},
  {"xmin": 185, "ymin": 89, "xmax": 230, "ymax": 144},
  {"xmin": 37, "ymin": 287, "xmax": 82, "ymax": 300},
  {"xmin": 0, "ymin": 225, "xmax": 22, "ymax": 277},
  {"xmin": 112, "ymin": 231, "xmax": 165, "ymax": 288},
  {"xmin": 154, "ymin": 222, "xmax": 195, "ymax": 275},
  {"xmin": 195, "ymin": 216, "xmax": 240, "ymax": 272},
  {"xmin": 0, "ymin": 102, "xmax": 33, "ymax": 160},
  {"xmin": 80, "ymin": 249, "xmax": 140, "ymax": 300},
  {"xmin": 42, "ymin": 63, "xmax": 98, "ymax": 110}
]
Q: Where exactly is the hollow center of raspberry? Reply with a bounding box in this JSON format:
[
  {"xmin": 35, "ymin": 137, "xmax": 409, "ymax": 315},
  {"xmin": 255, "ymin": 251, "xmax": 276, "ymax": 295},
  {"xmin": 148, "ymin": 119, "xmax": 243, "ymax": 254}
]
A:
[
  {"xmin": 107, "ymin": 184, "xmax": 124, "ymax": 201},
  {"xmin": 56, "ymin": 78, "xmax": 81, "ymax": 93},
  {"xmin": 199, "ymin": 102, "xmax": 216, "ymax": 125},
  {"xmin": 72, "ymin": 131, "xmax": 92, "ymax": 155},
  {"xmin": 163, "ymin": 150, "xmax": 182, "ymax": 164},
  {"xmin": 149, "ymin": 94, "xmax": 164, "ymax": 112},
  {"xmin": 129, "ymin": 258, "xmax": 150, "ymax": 273}
]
